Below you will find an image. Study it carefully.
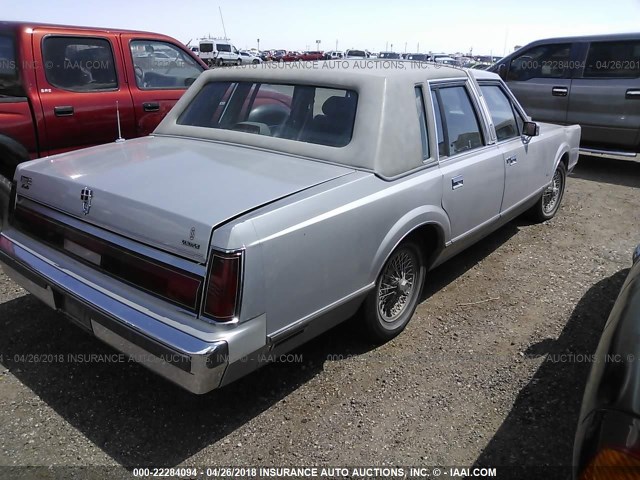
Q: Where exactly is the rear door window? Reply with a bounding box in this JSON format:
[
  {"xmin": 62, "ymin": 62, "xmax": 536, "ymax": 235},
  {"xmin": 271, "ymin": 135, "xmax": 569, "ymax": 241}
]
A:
[
  {"xmin": 130, "ymin": 40, "xmax": 203, "ymax": 89},
  {"xmin": 42, "ymin": 36, "xmax": 118, "ymax": 91},
  {"xmin": 508, "ymin": 43, "xmax": 572, "ymax": 81},
  {"xmin": 0, "ymin": 34, "xmax": 22, "ymax": 97},
  {"xmin": 436, "ymin": 86, "xmax": 484, "ymax": 155},
  {"xmin": 583, "ymin": 40, "xmax": 640, "ymax": 78}
]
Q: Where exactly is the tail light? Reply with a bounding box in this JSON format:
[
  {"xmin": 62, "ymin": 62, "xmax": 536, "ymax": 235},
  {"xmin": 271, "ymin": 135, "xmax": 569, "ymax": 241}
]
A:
[
  {"xmin": 11, "ymin": 204, "xmax": 202, "ymax": 310},
  {"xmin": 579, "ymin": 448, "xmax": 640, "ymax": 479},
  {"xmin": 203, "ymin": 251, "xmax": 242, "ymax": 322}
]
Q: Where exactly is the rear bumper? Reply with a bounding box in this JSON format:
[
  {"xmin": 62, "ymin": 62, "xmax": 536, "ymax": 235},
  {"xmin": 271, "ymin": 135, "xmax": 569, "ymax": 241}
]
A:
[{"xmin": 0, "ymin": 233, "xmax": 230, "ymax": 394}]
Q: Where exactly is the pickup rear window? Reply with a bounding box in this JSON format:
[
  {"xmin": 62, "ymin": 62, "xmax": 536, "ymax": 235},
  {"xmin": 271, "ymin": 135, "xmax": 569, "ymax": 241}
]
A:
[
  {"xmin": 583, "ymin": 41, "xmax": 640, "ymax": 78},
  {"xmin": 178, "ymin": 81, "xmax": 358, "ymax": 147},
  {"xmin": 0, "ymin": 34, "xmax": 23, "ymax": 97}
]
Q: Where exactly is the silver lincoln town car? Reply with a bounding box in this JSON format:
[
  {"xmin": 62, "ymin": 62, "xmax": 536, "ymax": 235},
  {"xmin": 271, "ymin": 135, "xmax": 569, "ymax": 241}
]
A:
[{"xmin": 0, "ymin": 61, "xmax": 581, "ymax": 393}]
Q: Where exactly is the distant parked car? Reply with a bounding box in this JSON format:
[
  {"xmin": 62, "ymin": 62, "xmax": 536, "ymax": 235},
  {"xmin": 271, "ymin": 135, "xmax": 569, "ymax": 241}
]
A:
[
  {"xmin": 0, "ymin": 63, "xmax": 580, "ymax": 394},
  {"xmin": 344, "ymin": 49, "xmax": 370, "ymax": 59},
  {"xmin": 239, "ymin": 50, "xmax": 262, "ymax": 64},
  {"xmin": 324, "ymin": 51, "xmax": 343, "ymax": 60},
  {"xmin": 198, "ymin": 38, "xmax": 242, "ymax": 66},
  {"xmin": 378, "ymin": 52, "xmax": 401, "ymax": 59},
  {"xmin": 574, "ymin": 243, "xmax": 640, "ymax": 478},
  {"xmin": 489, "ymin": 33, "xmax": 640, "ymax": 161},
  {"xmin": 281, "ymin": 51, "xmax": 302, "ymax": 62},
  {"xmin": 407, "ymin": 53, "xmax": 430, "ymax": 61},
  {"xmin": 300, "ymin": 51, "xmax": 324, "ymax": 61},
  {"xmin": 271, "ymin": 49, "xmax": 287, "ymax": 62},
  {"xmin": 0, "ymin": 21, "xmax": 206, "ymax": 179}
]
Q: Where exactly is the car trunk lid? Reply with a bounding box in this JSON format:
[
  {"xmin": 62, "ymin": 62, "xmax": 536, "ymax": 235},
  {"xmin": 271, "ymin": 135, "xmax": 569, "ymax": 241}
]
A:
[{"xmin": 15, "ymin": 136, "xmax": 355, "ymax": 263}]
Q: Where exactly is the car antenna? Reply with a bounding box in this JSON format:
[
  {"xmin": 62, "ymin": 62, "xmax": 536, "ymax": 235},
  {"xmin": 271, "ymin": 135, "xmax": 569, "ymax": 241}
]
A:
[{"xmin": 115, "ymin": 101, "xmax": 125, "ymax": 143}]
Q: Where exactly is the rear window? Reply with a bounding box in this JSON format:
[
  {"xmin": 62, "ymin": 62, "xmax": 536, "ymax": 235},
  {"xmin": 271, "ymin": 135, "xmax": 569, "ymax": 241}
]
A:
[
  {"xmin": 178, "ymin": 81, "xmax": 358, "ymax": 147},
  {"xmin": 0, "ymin": 34, "xmax": 23, "ymax": 97},
  {"xmin": 200, "ymin": 43, "xmax": 213, "ymax": 53},
  {"xmin": 583, "ymin": 40, "xmax": 640, "ymax": 78}
]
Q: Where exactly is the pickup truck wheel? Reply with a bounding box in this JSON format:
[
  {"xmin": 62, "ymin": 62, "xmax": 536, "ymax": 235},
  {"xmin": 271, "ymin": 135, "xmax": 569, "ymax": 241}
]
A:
[
  {"xmin": 528, "ymin": 162, "xmax": 566, "ymax": 222},
  {"xmin": 362, "ymin": 241, "xmax": 426, "ymax": 343},
  {"xmin": 0, "ymin": 149, "xmax": 23, "ymax": 181}
]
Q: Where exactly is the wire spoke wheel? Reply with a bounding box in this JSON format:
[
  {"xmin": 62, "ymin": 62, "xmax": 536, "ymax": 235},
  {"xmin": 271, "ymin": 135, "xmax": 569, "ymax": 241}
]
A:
[
  {"xmin": 377, "ymin": 249, "xmax": 417, "ymax": 322},
  {"xmin": 542, "ymin": 167, "xmax": 564, "ymax": 215}
]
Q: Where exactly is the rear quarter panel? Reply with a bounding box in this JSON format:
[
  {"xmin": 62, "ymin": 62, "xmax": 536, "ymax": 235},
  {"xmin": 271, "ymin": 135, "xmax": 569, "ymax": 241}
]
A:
[{"xmin": 212, "ymin": 167, "xmax": 449, "ymax": 337}]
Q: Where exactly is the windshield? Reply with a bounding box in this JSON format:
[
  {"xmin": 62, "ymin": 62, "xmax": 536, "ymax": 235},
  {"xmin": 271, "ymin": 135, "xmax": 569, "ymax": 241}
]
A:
[
  {"xmin": 178, "ymin": 81, "xmax": 358, "ymax": 148},
  {"xmin": 347, "ymin": 50, "xmax": 365, "ymax": 57}
]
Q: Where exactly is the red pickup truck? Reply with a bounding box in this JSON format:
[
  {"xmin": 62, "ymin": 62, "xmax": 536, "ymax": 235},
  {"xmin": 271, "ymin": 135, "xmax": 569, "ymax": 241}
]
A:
[{"xmin": 0, "ymin": 21, "xmax": 206, "ymax": 178}]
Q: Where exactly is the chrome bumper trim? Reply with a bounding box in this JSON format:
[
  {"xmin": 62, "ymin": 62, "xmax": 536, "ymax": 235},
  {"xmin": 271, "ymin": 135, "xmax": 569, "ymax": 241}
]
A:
[{"xmin": 0, "ymin": 233, "xmax": 229, "ymax": 394}]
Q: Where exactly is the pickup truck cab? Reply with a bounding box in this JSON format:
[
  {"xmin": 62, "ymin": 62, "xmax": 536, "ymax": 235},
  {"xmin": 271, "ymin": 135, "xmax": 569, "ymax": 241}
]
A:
[
  {"xmin": 490, "ymin": 33, "xmax": 640, "ymax": 161},
  {"xmin": 0, "ymin": 62, "xmax": 580, "ymax": 393},
  {"xmin": 0, "ymin": 21, "xmax": 206, "ymax": 178}
]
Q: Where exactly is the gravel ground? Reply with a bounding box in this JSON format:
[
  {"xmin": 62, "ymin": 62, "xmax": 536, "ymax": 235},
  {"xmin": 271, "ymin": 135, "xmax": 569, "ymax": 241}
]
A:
[{"xmin": 0, "ymin": 156, "xmax": 638, "ymax": 479}]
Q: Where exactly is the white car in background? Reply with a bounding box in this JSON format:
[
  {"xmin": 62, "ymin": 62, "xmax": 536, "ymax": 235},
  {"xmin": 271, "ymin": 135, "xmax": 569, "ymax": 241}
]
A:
[
  {"xmin": 344, "ymin": 49, "xmax": 370, "ymax": 59},
  {"xmin": 239, "ymin": 51, "xmax": 262, "ymax": 64}
]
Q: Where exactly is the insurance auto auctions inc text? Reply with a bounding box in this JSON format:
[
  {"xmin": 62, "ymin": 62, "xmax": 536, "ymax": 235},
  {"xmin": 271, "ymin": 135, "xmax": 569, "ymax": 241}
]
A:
[{"xmin": 198, "ymin": 466, "xmax": 498, "ymax": 478}]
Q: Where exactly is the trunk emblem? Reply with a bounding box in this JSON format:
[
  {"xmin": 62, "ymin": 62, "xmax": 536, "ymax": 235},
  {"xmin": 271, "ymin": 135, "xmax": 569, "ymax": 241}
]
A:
[
  {"xmin": 80, "ymin": 187, "xmax": 93, "ymax": 215},
  {"xmin": 20, "ymin": 176, "xmax": 32, "ymax": 189}
]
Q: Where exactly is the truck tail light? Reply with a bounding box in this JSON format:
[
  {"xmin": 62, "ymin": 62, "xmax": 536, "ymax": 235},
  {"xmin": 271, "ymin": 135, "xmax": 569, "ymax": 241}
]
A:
[
  {"xmin": 203, "ymin": 252, "xmax": 242, "ymax": 321},
  {"xmin": 579, "ymin": 448, "xmax": 640, "ymax": 479}
]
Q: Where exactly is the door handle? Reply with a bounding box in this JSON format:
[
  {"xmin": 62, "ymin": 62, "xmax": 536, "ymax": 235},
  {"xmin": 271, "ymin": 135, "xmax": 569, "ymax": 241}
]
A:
[
  {"xmin": 54, "ymin": 106, "xmax": 74, "ymax": 117},
  {"xmin": 626, "ymin": 89, "xmax": 640, "ymax": 100},
  {"xmin": 143, "ymin": 102, "xmax": 160, "ymax": 112},
  {"xmin": 506, "ymin": 155, "xmax": 518, "ymax": 166},
  {"xmin": 551, "ymin": 86, "xmax": 568, "ymax": 97},
  {"xmin": 451, "ymin": 175, "xmax": 464, "ymax": 190}
]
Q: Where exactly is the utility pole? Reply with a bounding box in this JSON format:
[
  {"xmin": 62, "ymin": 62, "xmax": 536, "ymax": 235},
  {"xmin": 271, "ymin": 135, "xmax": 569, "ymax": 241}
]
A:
[
  {"xmin": 257, "ymin": 38, "xmax": 260, "ymax": 51},
  {"xmin": 316, "ymin": 39, "xmax": 321, "ymax": 51},
  {"xmin": 336, "ymin": 39, "xmax": 338, "ymax": 50},
  {"xmin": 386, "ymin": 41, "xmax": 388, "ymax": 51},
  {"xmin": 219, "ymin": 7, "xmax": 228, "ymax": 40},
  {"xmin": 404, "ymin": 42, "xmax": 407, "ymax": 53},
  {"xmin": 417, "ymin": 42, "xmax": 419, "ymax": 53}
]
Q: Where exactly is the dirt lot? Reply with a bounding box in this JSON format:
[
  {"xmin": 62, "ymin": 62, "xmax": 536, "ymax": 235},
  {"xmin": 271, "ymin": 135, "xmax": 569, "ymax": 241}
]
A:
[{"xmin": 0, "ymin": 156, "xmax": 638, "ymax": 479}]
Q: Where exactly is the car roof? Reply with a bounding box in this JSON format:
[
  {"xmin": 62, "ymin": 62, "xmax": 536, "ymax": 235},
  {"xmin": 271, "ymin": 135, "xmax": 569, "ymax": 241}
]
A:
[
  {"xmin": 197, "ymin": 59, "xmax": 472, "ymax": 82},
  {"xmin": 0, "ymin": 20, "xmax": 158, "ymax": 36},
  {"xmin": 525, "ymin": 31, "xmax": 640, "ymax": 45}
]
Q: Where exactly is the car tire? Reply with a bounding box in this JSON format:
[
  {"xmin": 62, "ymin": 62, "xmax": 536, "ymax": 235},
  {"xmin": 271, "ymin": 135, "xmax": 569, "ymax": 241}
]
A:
[
  {"xmin": 361, "ymin": 240, "xmax": 426, "ymax": 343},
  {"xmin": 527, "ymin": 162, "xmax": 567, "ymax": 222},
  {"xmin": 253, "ymin": 59, "xmax": 259, "ymax": 64},
  {"xmin": 237, "ymin": 58, "xmax": 242, "ymax": 66},
  {"xmin": 0, "ymin": 139, "xmax": 28, "ymax": 181}
]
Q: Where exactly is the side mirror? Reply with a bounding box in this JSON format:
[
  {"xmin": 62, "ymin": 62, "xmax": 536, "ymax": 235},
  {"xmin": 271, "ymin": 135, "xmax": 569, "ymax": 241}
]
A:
[
  {"xmin": 497, "ymin": 63, "xmax": 507, "ymax": 80},
  {"xmin": 522, "ymin": 121, "xmax": 539, "ymax": 137}
]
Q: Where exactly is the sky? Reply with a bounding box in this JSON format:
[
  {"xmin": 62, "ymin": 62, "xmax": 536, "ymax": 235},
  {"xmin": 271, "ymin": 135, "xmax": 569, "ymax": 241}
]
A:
[{"xmin": 3, "ymin": 0, "xmax": 640, "ymax": 56}]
